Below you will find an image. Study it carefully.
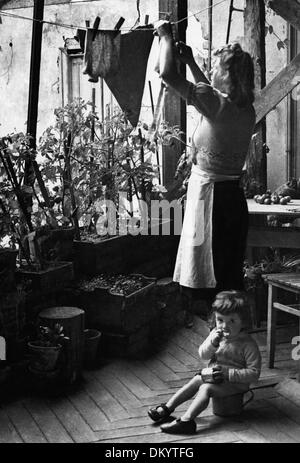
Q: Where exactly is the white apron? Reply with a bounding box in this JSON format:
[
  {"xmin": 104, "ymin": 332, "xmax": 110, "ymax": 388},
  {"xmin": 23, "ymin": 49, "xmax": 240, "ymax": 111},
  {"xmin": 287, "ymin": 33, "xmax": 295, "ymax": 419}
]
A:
[{"xmin": 173, "ymin": 165, "xmax": 241, "ymax": 289}]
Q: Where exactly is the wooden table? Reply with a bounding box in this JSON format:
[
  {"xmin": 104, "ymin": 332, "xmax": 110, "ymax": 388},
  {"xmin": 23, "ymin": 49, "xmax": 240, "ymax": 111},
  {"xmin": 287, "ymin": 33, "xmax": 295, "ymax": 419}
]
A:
[
  {"xmin": 262, "ymin": 273, "xmax": 300, "ymax": 382},
  {"xmin": 246, "ymin": 200, "xmax": 300, "ymax": 329},
  {"xmin": 247, "ymin": 199, "xmax": 300, "ymax": 250}
]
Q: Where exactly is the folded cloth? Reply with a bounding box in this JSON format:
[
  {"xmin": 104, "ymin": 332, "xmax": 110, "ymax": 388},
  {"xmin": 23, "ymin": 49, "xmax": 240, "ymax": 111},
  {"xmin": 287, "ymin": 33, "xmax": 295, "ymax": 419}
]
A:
[
  {"xmin": 83, "ymin": 29, "xmax": 121, "ymax": 82},
  {"xmin": 105, "ymin": 26, "xmax": 154, "ymax": 127}
]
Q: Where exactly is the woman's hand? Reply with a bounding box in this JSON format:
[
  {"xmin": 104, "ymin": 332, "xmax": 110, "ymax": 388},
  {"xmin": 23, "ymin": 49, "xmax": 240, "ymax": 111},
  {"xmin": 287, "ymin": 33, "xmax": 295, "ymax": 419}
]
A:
[
  {"xmin": 211, "ymin": 329, "xmax": 223, "ymax": 348},
  {"xmin": 175, "ymin": 41, "xmax": 194, "ymax": 65},
  {"xmin": 154, "ymin": 20, "xmax": 173, "ymax": 39}
]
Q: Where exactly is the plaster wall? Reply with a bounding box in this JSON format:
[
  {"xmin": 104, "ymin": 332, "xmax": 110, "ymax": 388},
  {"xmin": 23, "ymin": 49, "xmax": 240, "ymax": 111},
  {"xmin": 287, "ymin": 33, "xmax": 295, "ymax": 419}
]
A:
[{"xmin": 0, "ymin": 0, "xmax": 160, "ymax": 136}]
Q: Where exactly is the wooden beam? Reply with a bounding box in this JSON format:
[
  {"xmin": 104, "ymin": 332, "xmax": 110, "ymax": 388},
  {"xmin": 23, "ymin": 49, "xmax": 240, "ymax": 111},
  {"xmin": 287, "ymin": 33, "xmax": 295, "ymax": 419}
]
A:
[
  {"xmin": 255, "ymin": 52, "xmax": 300, "ymax": 123},
  {"xmin": 244, "ymin": 0, "xmax": 267, "ymax": 193},
  {"xmin": 25, "ymin": 0, "xmax": 52, "ymax": 212},
  {"xmin": 159, "ymin": 0, "xmax": 187, "ymax": 190},
  {"xmin": 265, "ymin": 0, "xmax": 300, "ymax": 32}
]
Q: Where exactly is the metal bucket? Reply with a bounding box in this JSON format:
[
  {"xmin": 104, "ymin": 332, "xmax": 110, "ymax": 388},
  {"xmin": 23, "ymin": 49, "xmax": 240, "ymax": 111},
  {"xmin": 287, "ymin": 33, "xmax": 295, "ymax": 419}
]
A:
[
  {"xmin": 84, "ymin": 329, "xmax": 101, "ymax": 368},
  {"xmin": 212, "ymin": 390, "xmax": 254, "ymax": 417}
]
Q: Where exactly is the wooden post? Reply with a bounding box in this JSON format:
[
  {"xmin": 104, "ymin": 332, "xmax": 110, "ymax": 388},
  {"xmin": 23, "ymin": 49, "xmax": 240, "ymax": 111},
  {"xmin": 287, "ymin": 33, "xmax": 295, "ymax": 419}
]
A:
[
  {"xmin": 266, "ymin": 284, "xmax": 277, "ymax": 368},
  {"xmin": 244, "ymin": 0, "xmax": 267, "ymax": 193},
  {"xmin": 208, "ymin": 0, "xmax": 213, "ymax": 72},
  {"xmin": 159, "ymin": 0, "xmax": 187, "ymax": 190},
  {"xmin": 23, "ymin": 0, "xmax": 55, "ymax": 218},
  {"xmin": 26, "ymin": 0, "xmax": 45, "ymax": 149}
]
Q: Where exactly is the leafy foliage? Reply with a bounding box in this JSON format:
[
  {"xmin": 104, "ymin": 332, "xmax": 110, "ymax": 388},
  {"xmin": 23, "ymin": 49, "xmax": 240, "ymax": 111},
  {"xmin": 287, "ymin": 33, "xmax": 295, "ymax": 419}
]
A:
[
  {"xmin": 244, "ymin": 251, "xmax": 300, "ymax": 291},
  {"xmin": 38, "ymin": 98, "xmax": 182, "ymax": 236},
  {"xmin": 0, "ymin": 133, "xmax": 35, "ymax": 247},
  {"xmin": 36, "ymin": 323, "xmax": 66, "ymax": 347},
  {"xmin": 1, "ymin": 98, "xmax": 185, "ymax": 248}
]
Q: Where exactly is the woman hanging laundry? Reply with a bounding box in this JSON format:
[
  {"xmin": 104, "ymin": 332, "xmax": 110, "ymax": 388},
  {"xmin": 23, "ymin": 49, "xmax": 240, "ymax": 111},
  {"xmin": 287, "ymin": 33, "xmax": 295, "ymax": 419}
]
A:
[{"xmin": 154, "ymin": 20, "xmax": 256, "ymax": 325}]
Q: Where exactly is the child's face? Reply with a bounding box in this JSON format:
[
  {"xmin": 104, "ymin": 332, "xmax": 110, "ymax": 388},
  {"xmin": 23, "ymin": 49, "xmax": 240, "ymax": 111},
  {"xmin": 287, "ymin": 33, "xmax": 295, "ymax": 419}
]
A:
[{"xmin": 215, "ymin": 312, "xmax": 243, "ymax": 339}]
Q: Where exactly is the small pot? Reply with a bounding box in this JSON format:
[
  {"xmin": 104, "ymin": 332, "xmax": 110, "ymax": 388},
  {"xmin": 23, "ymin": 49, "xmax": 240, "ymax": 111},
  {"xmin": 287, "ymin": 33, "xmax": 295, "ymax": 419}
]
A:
[
  {"xmin": 28, "ymin": 341, "xmax": 62, "ymax": 372},
  {"xmin": 84, "ymin": 329, "xmax": 101, "ymax": 368}
]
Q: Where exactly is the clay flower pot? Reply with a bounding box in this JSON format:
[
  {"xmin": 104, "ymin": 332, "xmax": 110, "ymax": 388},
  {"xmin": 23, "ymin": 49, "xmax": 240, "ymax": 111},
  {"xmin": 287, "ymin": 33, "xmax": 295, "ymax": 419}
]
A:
[{"xmin": 27, "ymin": 341, "xmax": 62, "ymax": 372}]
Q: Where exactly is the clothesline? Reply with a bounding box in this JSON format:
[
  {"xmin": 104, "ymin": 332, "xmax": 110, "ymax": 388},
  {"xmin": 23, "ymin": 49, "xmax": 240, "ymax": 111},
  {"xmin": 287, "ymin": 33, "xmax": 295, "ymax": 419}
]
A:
[{"xmin": 0, "ymin": 0, "xmax": 229, "ymax": 32}]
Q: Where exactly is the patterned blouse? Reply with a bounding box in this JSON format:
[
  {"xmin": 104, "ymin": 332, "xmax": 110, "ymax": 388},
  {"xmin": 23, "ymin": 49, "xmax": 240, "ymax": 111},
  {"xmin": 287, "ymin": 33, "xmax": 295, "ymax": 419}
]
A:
[{"xmin": 187, "ymin": 82, "xmax": 256, "ymax": 176}]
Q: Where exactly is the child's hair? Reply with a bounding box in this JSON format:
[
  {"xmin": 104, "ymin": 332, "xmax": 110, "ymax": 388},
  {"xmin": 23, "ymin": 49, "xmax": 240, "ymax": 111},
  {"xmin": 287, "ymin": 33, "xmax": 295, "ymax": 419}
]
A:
[{"xmin": 208, "ymin": 290, "xmax": 251, "ymax": 330}]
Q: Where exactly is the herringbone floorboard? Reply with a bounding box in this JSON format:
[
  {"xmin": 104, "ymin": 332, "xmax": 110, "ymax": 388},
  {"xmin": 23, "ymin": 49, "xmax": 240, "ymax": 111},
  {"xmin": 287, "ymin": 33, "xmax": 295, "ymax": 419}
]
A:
[{"xmin": 1, "ymin": 317, "xmax": 299, "ymax": 443}]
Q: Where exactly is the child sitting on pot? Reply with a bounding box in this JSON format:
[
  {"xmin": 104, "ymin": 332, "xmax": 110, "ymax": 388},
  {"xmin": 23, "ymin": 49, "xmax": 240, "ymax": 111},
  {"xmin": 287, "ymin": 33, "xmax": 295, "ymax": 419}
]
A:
[{"xmin": 148, "ymin": 290, "xmax": 261, "ymax": 434}]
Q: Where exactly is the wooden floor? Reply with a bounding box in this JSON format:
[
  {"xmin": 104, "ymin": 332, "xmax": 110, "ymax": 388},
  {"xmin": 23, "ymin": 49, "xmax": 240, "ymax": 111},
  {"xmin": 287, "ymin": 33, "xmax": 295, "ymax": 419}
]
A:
[{"xmin": 1, "ymin": 317, "xmax": 300, "ymax": 444}]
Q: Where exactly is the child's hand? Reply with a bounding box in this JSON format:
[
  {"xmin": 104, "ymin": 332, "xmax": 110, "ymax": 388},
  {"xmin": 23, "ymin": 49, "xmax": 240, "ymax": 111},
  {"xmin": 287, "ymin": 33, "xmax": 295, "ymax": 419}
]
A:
[
  {"xmin": 211, "ymin": 329, "xmax": 223, "ymax": 348},
  {"xmin": 213, "ymin": 365, "xmax": 229, "ymax": 383}
]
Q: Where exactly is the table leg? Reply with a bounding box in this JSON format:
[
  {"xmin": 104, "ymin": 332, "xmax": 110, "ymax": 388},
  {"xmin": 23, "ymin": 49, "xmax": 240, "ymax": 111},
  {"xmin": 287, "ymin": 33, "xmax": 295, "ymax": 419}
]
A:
[
  {"xmin": 267, "ymin": 284, "xmax": 277, "ymax": 368},
  {"xmin": 298, "ymin": 318, "xmax": 300, "ymax": 383}
]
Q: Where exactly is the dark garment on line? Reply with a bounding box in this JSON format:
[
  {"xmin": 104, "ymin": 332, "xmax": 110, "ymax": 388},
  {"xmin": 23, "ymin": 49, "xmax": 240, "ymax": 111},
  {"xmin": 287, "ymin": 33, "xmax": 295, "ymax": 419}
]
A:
[
  {"xmin": 83, "ymin": 29, "xmax": 121, "ymax": 81},
  {"xmin": 75, "ymin": 29, "xmax": 86, "ymax": 52},
  {"xmin": 105, "ymin": 26, "xmax": 154, "ymax": 127},
  {"xmin": 181, "ymin": 180, "xmax": 248, "ymax": 302}
]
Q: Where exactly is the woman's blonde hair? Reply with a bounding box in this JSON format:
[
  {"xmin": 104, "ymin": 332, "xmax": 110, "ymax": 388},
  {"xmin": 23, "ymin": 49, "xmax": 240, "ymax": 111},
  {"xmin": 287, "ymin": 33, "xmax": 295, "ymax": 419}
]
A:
[{"xmin": 214, "ymin": 43, "xmax": 255, "ymax": 108}]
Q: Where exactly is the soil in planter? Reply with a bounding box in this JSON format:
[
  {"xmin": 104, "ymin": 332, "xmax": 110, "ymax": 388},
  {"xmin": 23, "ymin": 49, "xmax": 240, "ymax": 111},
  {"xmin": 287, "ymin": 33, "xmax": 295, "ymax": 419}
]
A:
[
  {"xmin": 78, "ymin": 273, "xmax": 151, "ymax": 296},
  {"xmin": 79, "ymin": 231, "xmax": 113, "ymax": 243}
]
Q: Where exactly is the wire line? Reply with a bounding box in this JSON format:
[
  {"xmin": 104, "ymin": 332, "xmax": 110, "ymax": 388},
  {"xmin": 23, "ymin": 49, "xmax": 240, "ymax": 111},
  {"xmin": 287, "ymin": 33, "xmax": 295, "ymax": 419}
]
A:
[{"xmin": 0, "ymin": 0, "xmax": 230, "ymax": 32}]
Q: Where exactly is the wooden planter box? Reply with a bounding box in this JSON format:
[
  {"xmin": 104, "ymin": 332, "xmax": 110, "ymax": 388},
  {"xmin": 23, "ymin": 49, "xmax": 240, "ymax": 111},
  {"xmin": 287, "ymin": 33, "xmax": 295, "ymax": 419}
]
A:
[
  {"xmin": 27, "ymin": 227, "xmax": 75, "ymax": 262},
  {"xmin": 0, "ymin": 248, "xmax": 18, "ymax": 293},
  {"xmin": 16, "ymin": 261, "xmax": 74, "ymax": 293},
  {"xmin": 100, "ymin": 326, "xmax": 151, "ymax": 359},
  {"xmin": 74, "ymin": 233, "xmax": 179, "ymax": 278},
  {"xmin": 99, "ymin": 277, "xmax": 183, "ymax": 358},
  {"xmin": 78, "ymin": 274, "xmax": 156, "ymax": 334},
  {"xmin": 74, "ymin": 235, "xmax": 129, "ymax": 276},
  {"xmin": 0, "ymin": 289, "xmax": 25, "ymax": 339}
]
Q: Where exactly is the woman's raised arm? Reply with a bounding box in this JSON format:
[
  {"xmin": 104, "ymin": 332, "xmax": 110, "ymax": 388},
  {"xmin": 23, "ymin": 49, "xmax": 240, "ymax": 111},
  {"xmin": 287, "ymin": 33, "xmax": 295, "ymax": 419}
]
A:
[
  {"xmin": 176, "ymin": 41, "xmax": 210, "ymax": 85},
  {"xmin": 155, "ymin": 20, "xmax": 191, "ymax": 99}
]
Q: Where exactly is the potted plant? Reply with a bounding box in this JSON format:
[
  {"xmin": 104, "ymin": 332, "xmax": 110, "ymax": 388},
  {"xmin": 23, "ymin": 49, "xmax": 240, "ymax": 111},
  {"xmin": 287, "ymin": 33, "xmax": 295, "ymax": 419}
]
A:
[
  {"xmin": 0, "ymin": 133, "xmax": 74, "ymax": 292},
  {"xmin": 38, "ymin": 97, "xmax": 181, "ymax": 277},
  {"xmin": 0, "ymin": 178, "xmax": 28, "ymax": 363},
  {"xmin": 27, "ymin": 323, "xmax": 67, "ymax": 372},
  {"xmin": 244, "ymin": 251, "xmax": 300, "ymax": 326}
]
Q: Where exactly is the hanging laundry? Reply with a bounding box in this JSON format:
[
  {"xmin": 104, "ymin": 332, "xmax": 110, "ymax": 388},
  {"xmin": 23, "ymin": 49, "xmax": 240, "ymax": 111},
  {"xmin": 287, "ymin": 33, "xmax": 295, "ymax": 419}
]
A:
[
  {"xmin": 75, "ymin": 29, "xmax": 86, "ymax": 53},
  {"xmin": 83, "ymin": 29, "xmax": 121, "ymax": 82},
  {"xmin": 104, "ymin": 26, "xmax": 154, "ymax": 127},
  {"xmin": 148, "ymin": 82, "xmax": 167, "ymax": 142}
]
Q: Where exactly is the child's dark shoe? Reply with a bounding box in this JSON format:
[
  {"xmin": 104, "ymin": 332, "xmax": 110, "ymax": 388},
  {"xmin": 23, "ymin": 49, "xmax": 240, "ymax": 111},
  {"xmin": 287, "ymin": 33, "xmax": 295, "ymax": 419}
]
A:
[
  {"xmin": 148, "ymin": 403, "xmax": 172, "ymax": 423},
  {"xmin": 160, "ymin": 418, "xmax": 196, "ymax": 434}
]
